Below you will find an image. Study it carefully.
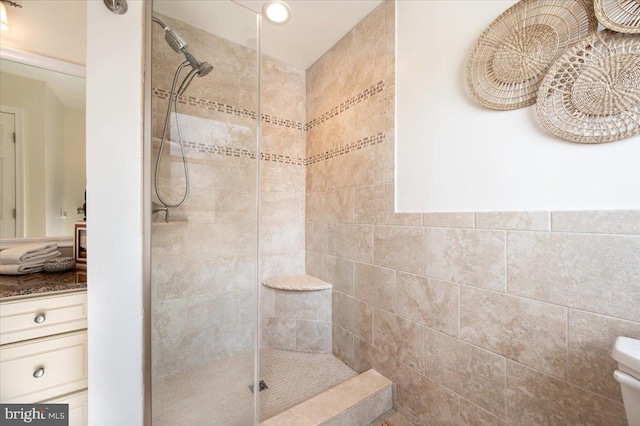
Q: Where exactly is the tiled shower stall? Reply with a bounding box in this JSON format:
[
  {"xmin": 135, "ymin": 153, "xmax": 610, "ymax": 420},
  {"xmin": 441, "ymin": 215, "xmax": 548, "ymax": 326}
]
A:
[{"xmin": 150, "ymin": 1, "xmax": 640, "ymax": 424}]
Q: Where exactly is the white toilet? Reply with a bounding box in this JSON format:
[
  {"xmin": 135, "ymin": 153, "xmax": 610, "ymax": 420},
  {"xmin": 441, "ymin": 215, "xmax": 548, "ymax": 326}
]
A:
[{"xmin": 613, "ymin": 336, "xmax": 640, "ymax": 426}]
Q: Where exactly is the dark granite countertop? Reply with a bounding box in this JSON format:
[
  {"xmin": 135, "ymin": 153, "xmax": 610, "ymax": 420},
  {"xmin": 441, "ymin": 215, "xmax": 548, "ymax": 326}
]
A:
[{"xmin": 0, "ymin": 269, "xmax": 87, "ymax": 299}]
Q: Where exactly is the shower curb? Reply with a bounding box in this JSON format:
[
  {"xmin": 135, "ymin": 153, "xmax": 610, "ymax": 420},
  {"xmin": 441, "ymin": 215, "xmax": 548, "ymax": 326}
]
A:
[{"xmin": 260, "ymin": 369, "xmax": 392, "ymax": 426}]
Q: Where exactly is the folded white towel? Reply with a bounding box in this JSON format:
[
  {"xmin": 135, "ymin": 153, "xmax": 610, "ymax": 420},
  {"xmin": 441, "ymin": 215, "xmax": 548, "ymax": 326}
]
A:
[
  {"xmin": 0, "ymin": 262, "xmax": 45, "ymax": 275},
  {"xmin": 18, "ymin": 250, "xmax": 62, "ymax": 264},
  {"xmin": 0, "ymin": 243, "xmax": 59, "ymax": 264}
]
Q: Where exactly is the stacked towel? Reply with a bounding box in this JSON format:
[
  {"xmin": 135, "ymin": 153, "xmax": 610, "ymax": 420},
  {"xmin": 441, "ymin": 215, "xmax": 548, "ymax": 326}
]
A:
[{"xmin": 0, "ymin": 243, "xmax": 61, "ymax": 275}]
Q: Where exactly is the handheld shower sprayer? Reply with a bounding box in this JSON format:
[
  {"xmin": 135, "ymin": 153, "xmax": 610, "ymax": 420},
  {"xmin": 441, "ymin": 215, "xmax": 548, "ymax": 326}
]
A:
[{"xmin": 152, "ymin": 15, "xmax": 214, "ymax": 211}]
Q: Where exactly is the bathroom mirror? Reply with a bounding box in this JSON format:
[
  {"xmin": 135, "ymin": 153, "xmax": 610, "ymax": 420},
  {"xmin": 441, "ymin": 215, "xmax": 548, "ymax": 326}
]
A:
[{"xmin": 0, "ymin": 49, "xmax": 86, "ymax": 241}]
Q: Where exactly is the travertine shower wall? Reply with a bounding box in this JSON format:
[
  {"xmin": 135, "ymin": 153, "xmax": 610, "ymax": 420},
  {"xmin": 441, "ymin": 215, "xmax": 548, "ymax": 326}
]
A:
[
  {"xmin": 305, "ymin": 2, "xmax": 640, "ymax": 425},
  {"xmin": 151, "ymin": 14, "xmax": 305, "ymax": 378}
]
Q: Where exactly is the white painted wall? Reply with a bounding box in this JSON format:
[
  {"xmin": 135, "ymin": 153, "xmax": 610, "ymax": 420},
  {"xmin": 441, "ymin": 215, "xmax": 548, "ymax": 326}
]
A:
[
  {"xmin": 86, "ymin": 0, "xmax": 145, "ymax": 424},
  {"xmin": 62, "ymin": 109, "xmax": 86, "ymax": 234},
  {"xmin": 44, "ymin": 86, "xmax": 65, "ymax": 236},
  {"xmin": 1, "ymin": 0, "xmax": 86, "ymax": 65},
  {"xmin": 0, "ymin": 72, "xmax": 46, "ymax": 236},
  {"xmin": 396, "ymin": 1, "xmax": 640, "ymax": 212}
]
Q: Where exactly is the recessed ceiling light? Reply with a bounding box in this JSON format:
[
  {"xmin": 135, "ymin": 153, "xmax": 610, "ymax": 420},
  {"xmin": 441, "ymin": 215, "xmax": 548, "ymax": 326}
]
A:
[{"xmin": 262, "ymin": 0, "xmax": 291, "ymax": 25}]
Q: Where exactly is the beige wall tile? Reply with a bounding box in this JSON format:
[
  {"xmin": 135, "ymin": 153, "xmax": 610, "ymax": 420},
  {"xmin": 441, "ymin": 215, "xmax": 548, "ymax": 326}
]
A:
[
  {"xmin": 317, "ymin": 289, "xmax": 332, "ymax": 322},
  {"xmin": 334, "ymin": 292, "xmax": 373, "ymax": 343},
  {"xmin": 460, "ymin": 287, "xmax": 567, "ymax": 379},
  {"xmin": 261, "ymin": 250, "xmax": 304, "ymax": 281},
  {"xmin": 355, "ymin": 94, "xmax": 385, "ymax": 142},
  {"xmin": 296, "ymin": 320, "xmax": 332, "ymax": 353},
  {"xmin": 274, "ymin": 290, "xmax": 318, "ymax": 320},
  {"xmin": 508, "ymin": 232, "xmax": 640, "ymax": 322},
  {"xmin": 152, "ymin": 298, "xmax": 187, "ymax": 342},
  {"xmin": 324, "ymin": 108, "xmax": 355, "ymax": 152},
  {"xmin": 396, "ymin": 272, "xmax": 459, "ymax": 337},
  {"xmin": 307, "ymin": 124, "xmax": 325, "ymax": 159},
  {"xmin": 305, "ymin": 250, "xmax": 325, "ymax": 279},
  {"xmin": 425, "ymin": 228, "xmax": 506, "ymax": 292},
  {"xmin": 323, "ymin": 255, "xmax": 354, "ymax": 295},
  {"xmin": 330, "ymin": 224, "xmax": 374, "ymax": 263},
  {"xmin": 424, "ymin": 328, "xmax": 506, "ymax": 418},
  {"xmin": 354, "ymin": 262, "xmax": 396, "ymax": 312},
  {"xmin": 353, "ymin": 337, "xmax": 397, "ymax": 381},
  {"xmin": 260, "ymin": 191, "xmax": 304, "ymax": 225},
  {"xmin": 506, "ymin": 361, "xmax": 627, "ymax": 426},
  {"xmin": 186, "ymin": 293, "xmax": 239, "ymax": 334},
  {"xmin": 373, "ymin": 308, "xmax": 424, "ymax": 372},
  {"xmin": 326, "ymin": 147, "xmax": 375, "ymax": 191},
  {"xmin": 260, "ymin": 222, "xmax": 304, "ymax": 256},
  {"xmin": 354, "ymin": 184, "xmax": 386, "ymax": 225},
  {"xmin": 384, "ymin": 137, "xmax": 394, "ymax": 183},
  {"xmin": 325, "ymin": 189, "xmax": 354, "ymax": 224},
  {"xmin": 261, "ymin": 122, "xmax": 305, "ymax": 159},
  {"xmin": 552, "ymin": 210, "xmax": 640, "ymax": 235},
  {"xmin": 374, "ymin": 226, "xmax": 425, "ymax": 274},
  {"xmin": 333, "ymin": 323, "xmax": 355, "ymax": 368},
  {"xmin": 261, "ymin": 56, "xmax": 306, "ymax": 123},
  {"xmin": 460, "ymin": 399, "xmax": 507, "ymax": 426},
  {"xmin": 475, "ymin": 211, "xmax": 549, "ymax": 231},
  {"xmin": 396, "ymin": 364, "xmax": 459, "ymax": 426},
  {"xmin": 261, "ymin": 317, "xmax": 296, "ymax": 351},
  {"xmin": 423, "ymin": 212, "xmax": 475, "ymax": 228},
  {"xmin": 568, "ymin": 310, "xmax": 640, "ymax": 401}
]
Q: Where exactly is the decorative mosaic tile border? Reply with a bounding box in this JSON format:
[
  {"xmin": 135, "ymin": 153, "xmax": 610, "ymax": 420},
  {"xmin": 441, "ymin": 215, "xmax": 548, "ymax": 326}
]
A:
[
  {"xmin": 305, "ymin": 81, "xmax": 385, "ymax": 131},
  {"xmin": 181, "ymin": 132, "xmax": 384, "ymax": 166},
  {"xmin": 306, "ymin": 132, "xmax": 386, "ymax": 165},
  {"xmin": 154, "ymin": 81, "xmax": 386, "ymax": 165},
  {"xmin": 183, "ymin": 141, "xmax": 306, "ymax": 165}
]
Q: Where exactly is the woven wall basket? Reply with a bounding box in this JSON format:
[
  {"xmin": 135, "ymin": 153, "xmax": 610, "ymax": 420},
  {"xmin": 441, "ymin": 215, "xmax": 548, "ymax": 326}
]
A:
[
  {"xmin": 536, "ymin": 30, "xmax": 640, "ymax": 143},
  {"xmin": 466, "ymin": 0, "xmax": 598, "ymax": 110},
  {"xmin": 594, "ymin": 0, "xmax": 640, "ymax": 34}
]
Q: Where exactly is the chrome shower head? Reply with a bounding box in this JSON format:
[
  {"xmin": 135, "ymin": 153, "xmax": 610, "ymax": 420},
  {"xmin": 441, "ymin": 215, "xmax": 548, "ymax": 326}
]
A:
[
  {"xmin": 177, "ymin": 61, "xmax": 214, "ymax": 96},
  {"xmin": 153, "ymin": 15, "xmax": 212, "ymax": 75}
]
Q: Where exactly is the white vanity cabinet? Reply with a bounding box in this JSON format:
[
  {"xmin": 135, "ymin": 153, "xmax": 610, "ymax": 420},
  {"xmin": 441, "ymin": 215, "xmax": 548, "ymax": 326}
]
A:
[{"xmin": 0, "ymin": 291, "xmax": 88, "ymax": 426}]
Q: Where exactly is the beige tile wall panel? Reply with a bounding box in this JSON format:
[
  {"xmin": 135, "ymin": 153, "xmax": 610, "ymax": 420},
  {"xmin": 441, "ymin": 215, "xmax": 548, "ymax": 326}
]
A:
[
  {"xmin": 374, "ymin": 226, "xmax": 425, "ymax": 274},
  {"xmin": 422, "ymin": 212, "xmax": 475, "ymax": 228},
  {"xmin": 460, "ymin": 287, "xmax": 567, "ymax": 379},
  {"xmin": 396, "ymin": 363, "xmax": 459, "ymax": 426},
  {"xmin": 507, "ymin": 232, "xmax": 640, "ymax": 322},
  {"xmin": 551, "ymin": 210, "xmax": 640, "ymax": 235},
  {"xmin": 423, "ymin": 327, "xmax": 506, "ymax": 418},
  {"xmin": 353, "ymin": 337, "xmax": 397, "ymax": 381},
  {"xmin": 41, "ymin": 390, "xmax": 88, "ymax": 426},
  {"xmin": 373, "ymin": 308, "xmax": 424, "ymax": 373},
  {"xmin": 425, "ymin": 228, "xmax": 506, "ymax": 292},
  {"xmin": 354, "ymin": 262, "xmax": 396, "ymax": 312},
  {"xmin": 460, "ymin": 398, "xmax": 507, "ymax": 426},
  {"xmin": 0, "ymin": 331, "xmax": 88, "ymax": 403},
  {"xmin": 396, "ymin": 272, "xmax": 459, "ymax": 337},
  {"xmin": 475, "ymin": 211, "xmax": 549, "ymax": 231},
  {"xmin": 0, "ymin": 292, "xmax": 87, "ymax": 345},
  {"xmin": 506, "ymin": 361, "xmax": 627, "ymax": 426},
  {"xmin": 568, "ymin": 310, "xmax": 640, "ymax": 401}
]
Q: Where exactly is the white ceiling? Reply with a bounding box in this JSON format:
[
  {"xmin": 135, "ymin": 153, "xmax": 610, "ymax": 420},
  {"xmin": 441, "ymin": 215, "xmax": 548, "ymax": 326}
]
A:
[{"xmin": 154, "ymin": 0, "xmax": 383, "ymax": 70}]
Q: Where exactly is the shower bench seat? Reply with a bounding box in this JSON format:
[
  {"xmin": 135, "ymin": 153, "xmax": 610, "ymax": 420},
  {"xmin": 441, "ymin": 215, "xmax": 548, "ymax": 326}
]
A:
[{"xmin": 261, "ymin": 274, "xmax": 332, "ymax": 354}]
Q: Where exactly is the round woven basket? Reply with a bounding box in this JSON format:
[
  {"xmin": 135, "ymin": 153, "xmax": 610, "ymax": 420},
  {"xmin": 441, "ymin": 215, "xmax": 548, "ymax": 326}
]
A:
[
  {"xmin": 594, "ymin": 0, "xmax": 640, "ymax": 34},
  {"xmin": 536, "ymin": 30, "xmax": 640, "ymax": 143},
  {"xmin": 466, "ymin": 0, "xmax": 598, "ymax": 110}
]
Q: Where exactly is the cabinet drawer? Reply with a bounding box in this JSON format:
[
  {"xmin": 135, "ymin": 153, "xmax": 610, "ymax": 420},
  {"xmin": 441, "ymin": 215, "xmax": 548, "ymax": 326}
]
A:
[
  {"xmin": 0, "ymin": 292, "xmax": 87, "ymax": 345},
  {"xmin": 0, "ymin": 331, "xmax": 88, "ymax": 403},
  {"xmin": 41, "ymin": 390, "xmax": 88, "ymax": 426}
]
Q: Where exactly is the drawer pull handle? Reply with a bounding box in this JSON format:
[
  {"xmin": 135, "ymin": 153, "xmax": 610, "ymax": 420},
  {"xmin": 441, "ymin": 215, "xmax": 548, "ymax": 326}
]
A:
[
  {"xmin": 33, "ymin": 368, "xmax": 45, "ymax": 378},
  {"xmin": 34, "ymin": 314, "xmax": 46, "ymax": 324}
]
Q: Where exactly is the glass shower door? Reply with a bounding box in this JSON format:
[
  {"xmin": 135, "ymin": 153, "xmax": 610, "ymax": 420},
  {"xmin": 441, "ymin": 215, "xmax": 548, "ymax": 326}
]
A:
[{"xmin": 150, "ymin": 2, "xmax": 259, "ymax": 424}]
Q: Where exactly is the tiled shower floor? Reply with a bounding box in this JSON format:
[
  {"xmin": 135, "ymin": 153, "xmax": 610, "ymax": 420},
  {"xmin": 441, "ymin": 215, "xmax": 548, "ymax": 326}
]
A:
[{"xmin": 152, "ymin": 348, "xmax": 358, "ymax": 425}]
